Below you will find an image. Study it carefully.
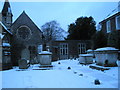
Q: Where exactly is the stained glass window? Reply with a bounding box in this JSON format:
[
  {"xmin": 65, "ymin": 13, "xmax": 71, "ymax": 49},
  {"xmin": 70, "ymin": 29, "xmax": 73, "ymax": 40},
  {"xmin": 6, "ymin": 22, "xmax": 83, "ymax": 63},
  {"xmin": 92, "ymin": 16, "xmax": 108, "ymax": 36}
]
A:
[{"xmin": 17, "ymin": 26, "xmax": 31, "ymax": 40}]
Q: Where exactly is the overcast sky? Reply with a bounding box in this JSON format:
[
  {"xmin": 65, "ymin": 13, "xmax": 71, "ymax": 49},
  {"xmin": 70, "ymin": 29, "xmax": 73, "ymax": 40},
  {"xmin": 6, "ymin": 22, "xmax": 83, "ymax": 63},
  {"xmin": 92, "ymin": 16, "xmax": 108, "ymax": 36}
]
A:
[{"xmin": 0, "ymin": 2, "xmax": 119, "ymax": 31}]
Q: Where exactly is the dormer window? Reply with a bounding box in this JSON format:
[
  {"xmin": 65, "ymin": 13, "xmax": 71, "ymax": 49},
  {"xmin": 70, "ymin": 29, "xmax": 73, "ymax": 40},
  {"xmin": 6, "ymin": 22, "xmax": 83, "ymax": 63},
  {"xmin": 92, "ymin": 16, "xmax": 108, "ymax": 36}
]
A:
[
  {"xmin": 106, "ymin": 20, "xmax": 111, "ymax": 33},
  {"xmin": 116, "ymin": 15, "xmax": 120, "ymax": 30}
]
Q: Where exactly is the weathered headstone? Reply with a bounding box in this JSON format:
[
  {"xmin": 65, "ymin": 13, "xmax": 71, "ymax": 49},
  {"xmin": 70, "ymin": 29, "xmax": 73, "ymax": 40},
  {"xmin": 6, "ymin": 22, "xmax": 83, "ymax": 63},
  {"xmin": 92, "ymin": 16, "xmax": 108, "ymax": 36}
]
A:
[{"xmin": 18, "ymin": 59, "xmax": 29, "ymax": 69}]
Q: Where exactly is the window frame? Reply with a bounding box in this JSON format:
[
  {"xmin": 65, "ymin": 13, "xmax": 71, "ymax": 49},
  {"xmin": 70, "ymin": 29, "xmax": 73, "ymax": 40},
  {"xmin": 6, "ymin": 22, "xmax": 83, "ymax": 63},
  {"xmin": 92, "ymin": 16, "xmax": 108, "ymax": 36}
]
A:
[
  {"xmin": 60, "ymin": 43, "xmax": 68, "ymax": 55},
  {"xmin": 78, "ymin": 43, "xmax": 86, "ymax": 54},
  {"xmin": 116, "ymin": 15, "xmax": 120, "ymax": 30},
  {"xmin": 17, "ymin": 25, "xmax": 32, "ymax": 40},
  {"xmin": 106, "ymin": 20, "xmax": 111, "ymax": 33}
]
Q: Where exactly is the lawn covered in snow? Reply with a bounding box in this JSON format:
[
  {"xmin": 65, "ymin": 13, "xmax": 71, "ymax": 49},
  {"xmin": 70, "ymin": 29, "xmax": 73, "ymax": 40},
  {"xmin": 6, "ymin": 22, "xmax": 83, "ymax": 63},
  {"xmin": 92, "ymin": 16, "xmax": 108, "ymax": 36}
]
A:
[{"xmin": 1, "ymin": 59, "xmax": 118, "ymax": 88}]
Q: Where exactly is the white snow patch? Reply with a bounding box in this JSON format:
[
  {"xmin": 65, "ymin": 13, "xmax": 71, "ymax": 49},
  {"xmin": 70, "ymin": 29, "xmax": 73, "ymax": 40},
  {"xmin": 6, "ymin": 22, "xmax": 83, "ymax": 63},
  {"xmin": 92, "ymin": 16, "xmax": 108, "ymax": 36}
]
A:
[
  {"xmin": 87, "ymin": 49, "xmax": 93, "ymax": 52},
  {"xmin": 2, "ymin": 43, "xmax": 10, "ymax": 47},
  {"xmin": 0, "ymin": 33, "xmax": 4, "ymax": 39},
  {"xmin": 95, "ymin": 47, "xmax": 119, "ymax": 51},
  {"xmin": 1, "ymin": 59, "xmax": 118, "ymax": 88},
  {"xmin": 39, "ymin": 51, "xmax": 52, "ymax": 54},
  {"xmin": 0, "ymin": 71, "xmax": 2, "ymax": 90},
  {"xmin": 79, "ymin": 54, "xmax": 93, "ymax": 57}
]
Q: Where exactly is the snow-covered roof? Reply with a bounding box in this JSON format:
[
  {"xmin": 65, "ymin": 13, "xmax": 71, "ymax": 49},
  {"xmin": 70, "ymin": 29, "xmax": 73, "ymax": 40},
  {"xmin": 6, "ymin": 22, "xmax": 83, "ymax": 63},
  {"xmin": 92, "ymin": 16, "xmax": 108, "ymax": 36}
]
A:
[
  {"xmin": 0, "ymin": 33, "xmax": 4, "ymax": 39},
  {"xmin": 95, "ymin": 47, "xmax": 119, "ymax": 52},
  {"xmin": 79, "ymin": 54, "xmax": 93, "ymax": 57},
  {"xmin": 2, "ymin": 42, "xmax": 10, "ymax": 47},
  {"xmin": 86, "ymin": 49, "xmax": 93, "ymax": 52},
  {"xmin": 39, "ymin": 51, "xmax": 52, "ymax": 55},
  {"xmin": 0, "ymin": 21, "xmax": 7, "ymax": 30},
  {"xmin": 0, "ymin": 21, "xmax": 12, "ymax": 35}
]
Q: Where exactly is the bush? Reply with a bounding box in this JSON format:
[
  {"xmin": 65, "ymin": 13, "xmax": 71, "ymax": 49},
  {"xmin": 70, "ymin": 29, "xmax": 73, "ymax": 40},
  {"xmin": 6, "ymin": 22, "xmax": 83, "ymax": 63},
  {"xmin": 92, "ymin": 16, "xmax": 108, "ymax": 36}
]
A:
[{"xmin": 91, "ymin": 31, "xmax": 107, "ymax": 50}]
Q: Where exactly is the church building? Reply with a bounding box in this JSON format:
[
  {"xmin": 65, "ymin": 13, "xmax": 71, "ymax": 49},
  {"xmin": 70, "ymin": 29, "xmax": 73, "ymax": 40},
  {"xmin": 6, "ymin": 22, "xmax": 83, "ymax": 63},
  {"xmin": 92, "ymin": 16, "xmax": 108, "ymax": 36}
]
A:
[
  {"xmin": 1, "ymin": 0, "xmax": 43, "ymax": 69},
  {"xmin": 11, "ymin": 11, "xmax": 43, "ymax": 65}
]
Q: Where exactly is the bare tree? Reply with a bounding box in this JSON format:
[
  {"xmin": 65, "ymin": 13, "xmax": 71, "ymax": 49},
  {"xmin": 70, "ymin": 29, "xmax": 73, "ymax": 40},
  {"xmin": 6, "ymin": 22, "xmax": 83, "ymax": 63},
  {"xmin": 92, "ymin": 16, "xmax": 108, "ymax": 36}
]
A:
[{"xmin": 41, "ymin": 20, "xmax": 65, "ymax": 43}]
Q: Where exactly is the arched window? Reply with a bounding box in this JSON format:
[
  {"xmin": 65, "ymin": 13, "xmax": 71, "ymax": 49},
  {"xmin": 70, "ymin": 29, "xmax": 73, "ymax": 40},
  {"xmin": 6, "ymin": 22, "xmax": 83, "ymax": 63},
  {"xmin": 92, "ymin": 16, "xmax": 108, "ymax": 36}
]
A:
[{"xmin": 17, "ymin": 25, "xmax": 31, "ymax": 40}]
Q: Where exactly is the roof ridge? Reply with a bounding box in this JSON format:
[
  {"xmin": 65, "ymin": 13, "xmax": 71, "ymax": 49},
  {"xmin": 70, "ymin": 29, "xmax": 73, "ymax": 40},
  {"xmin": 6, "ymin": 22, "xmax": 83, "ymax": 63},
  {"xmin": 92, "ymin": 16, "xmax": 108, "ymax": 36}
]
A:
[{"xmin": 12, "ymin": 11, "xmax": 42, "ymax": 33}]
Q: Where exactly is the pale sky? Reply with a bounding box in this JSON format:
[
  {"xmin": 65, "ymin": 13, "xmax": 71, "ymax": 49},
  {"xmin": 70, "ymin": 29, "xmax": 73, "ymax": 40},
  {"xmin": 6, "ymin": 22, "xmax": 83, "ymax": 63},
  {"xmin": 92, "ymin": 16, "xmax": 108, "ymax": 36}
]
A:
[{"xmin": 0, "ymin": 2, "xmax": 119, "ymax": 31}]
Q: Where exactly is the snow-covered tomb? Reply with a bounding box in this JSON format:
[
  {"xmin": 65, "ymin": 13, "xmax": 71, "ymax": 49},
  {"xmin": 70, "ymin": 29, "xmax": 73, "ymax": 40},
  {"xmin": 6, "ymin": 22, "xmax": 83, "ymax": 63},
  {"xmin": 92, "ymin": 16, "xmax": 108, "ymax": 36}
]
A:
[
  {"xmin": 38, "ymin": 51, "xmax": 52, "ymax": 65},
  {"xmin": 94, "ymin": 47, "xmax": 119, "ymax": 67},
  {"xmin": 79, "ymin": 54, "xmax": 93, "ymax": 64}
]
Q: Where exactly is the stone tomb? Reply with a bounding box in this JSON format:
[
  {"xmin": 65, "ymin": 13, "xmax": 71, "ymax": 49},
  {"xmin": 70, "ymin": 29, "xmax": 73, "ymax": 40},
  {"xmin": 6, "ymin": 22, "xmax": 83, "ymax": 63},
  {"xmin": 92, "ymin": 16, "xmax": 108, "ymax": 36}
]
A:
[
  {"xmin": 79, "ymin": 54, "xmax": 93, "ymax": 64},
  {"xmin": 94, "ymin": 47, "xmax": 118, "ymax": 67},
  {"xmin": 38, "ymin": 51, "xmax": 52, "ymax": 65}
]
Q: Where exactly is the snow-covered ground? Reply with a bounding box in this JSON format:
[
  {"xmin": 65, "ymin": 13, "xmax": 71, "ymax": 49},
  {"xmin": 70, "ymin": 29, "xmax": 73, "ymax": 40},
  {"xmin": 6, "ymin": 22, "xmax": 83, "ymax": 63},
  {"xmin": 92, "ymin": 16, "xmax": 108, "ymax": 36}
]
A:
[{"xmin": 1, "ymin": 59, "xmax": 118, "ymax": 88}]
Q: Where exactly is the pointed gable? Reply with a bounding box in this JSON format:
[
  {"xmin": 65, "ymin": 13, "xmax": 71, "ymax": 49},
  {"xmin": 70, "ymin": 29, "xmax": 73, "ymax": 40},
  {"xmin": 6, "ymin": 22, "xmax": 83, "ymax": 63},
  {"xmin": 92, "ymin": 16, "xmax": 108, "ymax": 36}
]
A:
[
  {"xmin": 2, "ymin": 0, "xmax": 12, "ymax": 16},
  {"xmin": 11, "ymin": 11, "xmax": 43, "ymax": 45},
  {"xmin": 11, "ymin": 11, "xmax": 42, "ymax": 33}
]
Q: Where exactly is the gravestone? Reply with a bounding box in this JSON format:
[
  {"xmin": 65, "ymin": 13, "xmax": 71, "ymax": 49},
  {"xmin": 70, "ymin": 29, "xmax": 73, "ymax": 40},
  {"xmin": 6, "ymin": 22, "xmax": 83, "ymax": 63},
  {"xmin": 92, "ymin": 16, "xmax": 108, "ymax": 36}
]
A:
[
  {"xmin": 18, "ymin": 58, "xmax": 29, "ymax": 69},
  {"xmin": 21, "ymin": 48, "xmax": 30, "ymax": 60}
]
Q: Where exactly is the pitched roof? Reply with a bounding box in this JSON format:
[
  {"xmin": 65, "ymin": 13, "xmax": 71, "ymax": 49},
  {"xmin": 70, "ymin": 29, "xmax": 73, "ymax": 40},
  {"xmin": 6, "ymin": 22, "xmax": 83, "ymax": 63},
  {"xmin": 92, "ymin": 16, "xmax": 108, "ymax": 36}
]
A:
[
  {"xmin": 2, "ymin": 0, "xmax": 12, "ymax": 16},
  {"xmin": 99, "ymin": 12, "xmax": 120, "ymax": 24},
  {"xmin": 12, "ymin": 11, "xmax": 42, "ymax": 33},
  {"xmin": 0, "ymin": 21, "xmax": 12, "ymax": 35}
]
